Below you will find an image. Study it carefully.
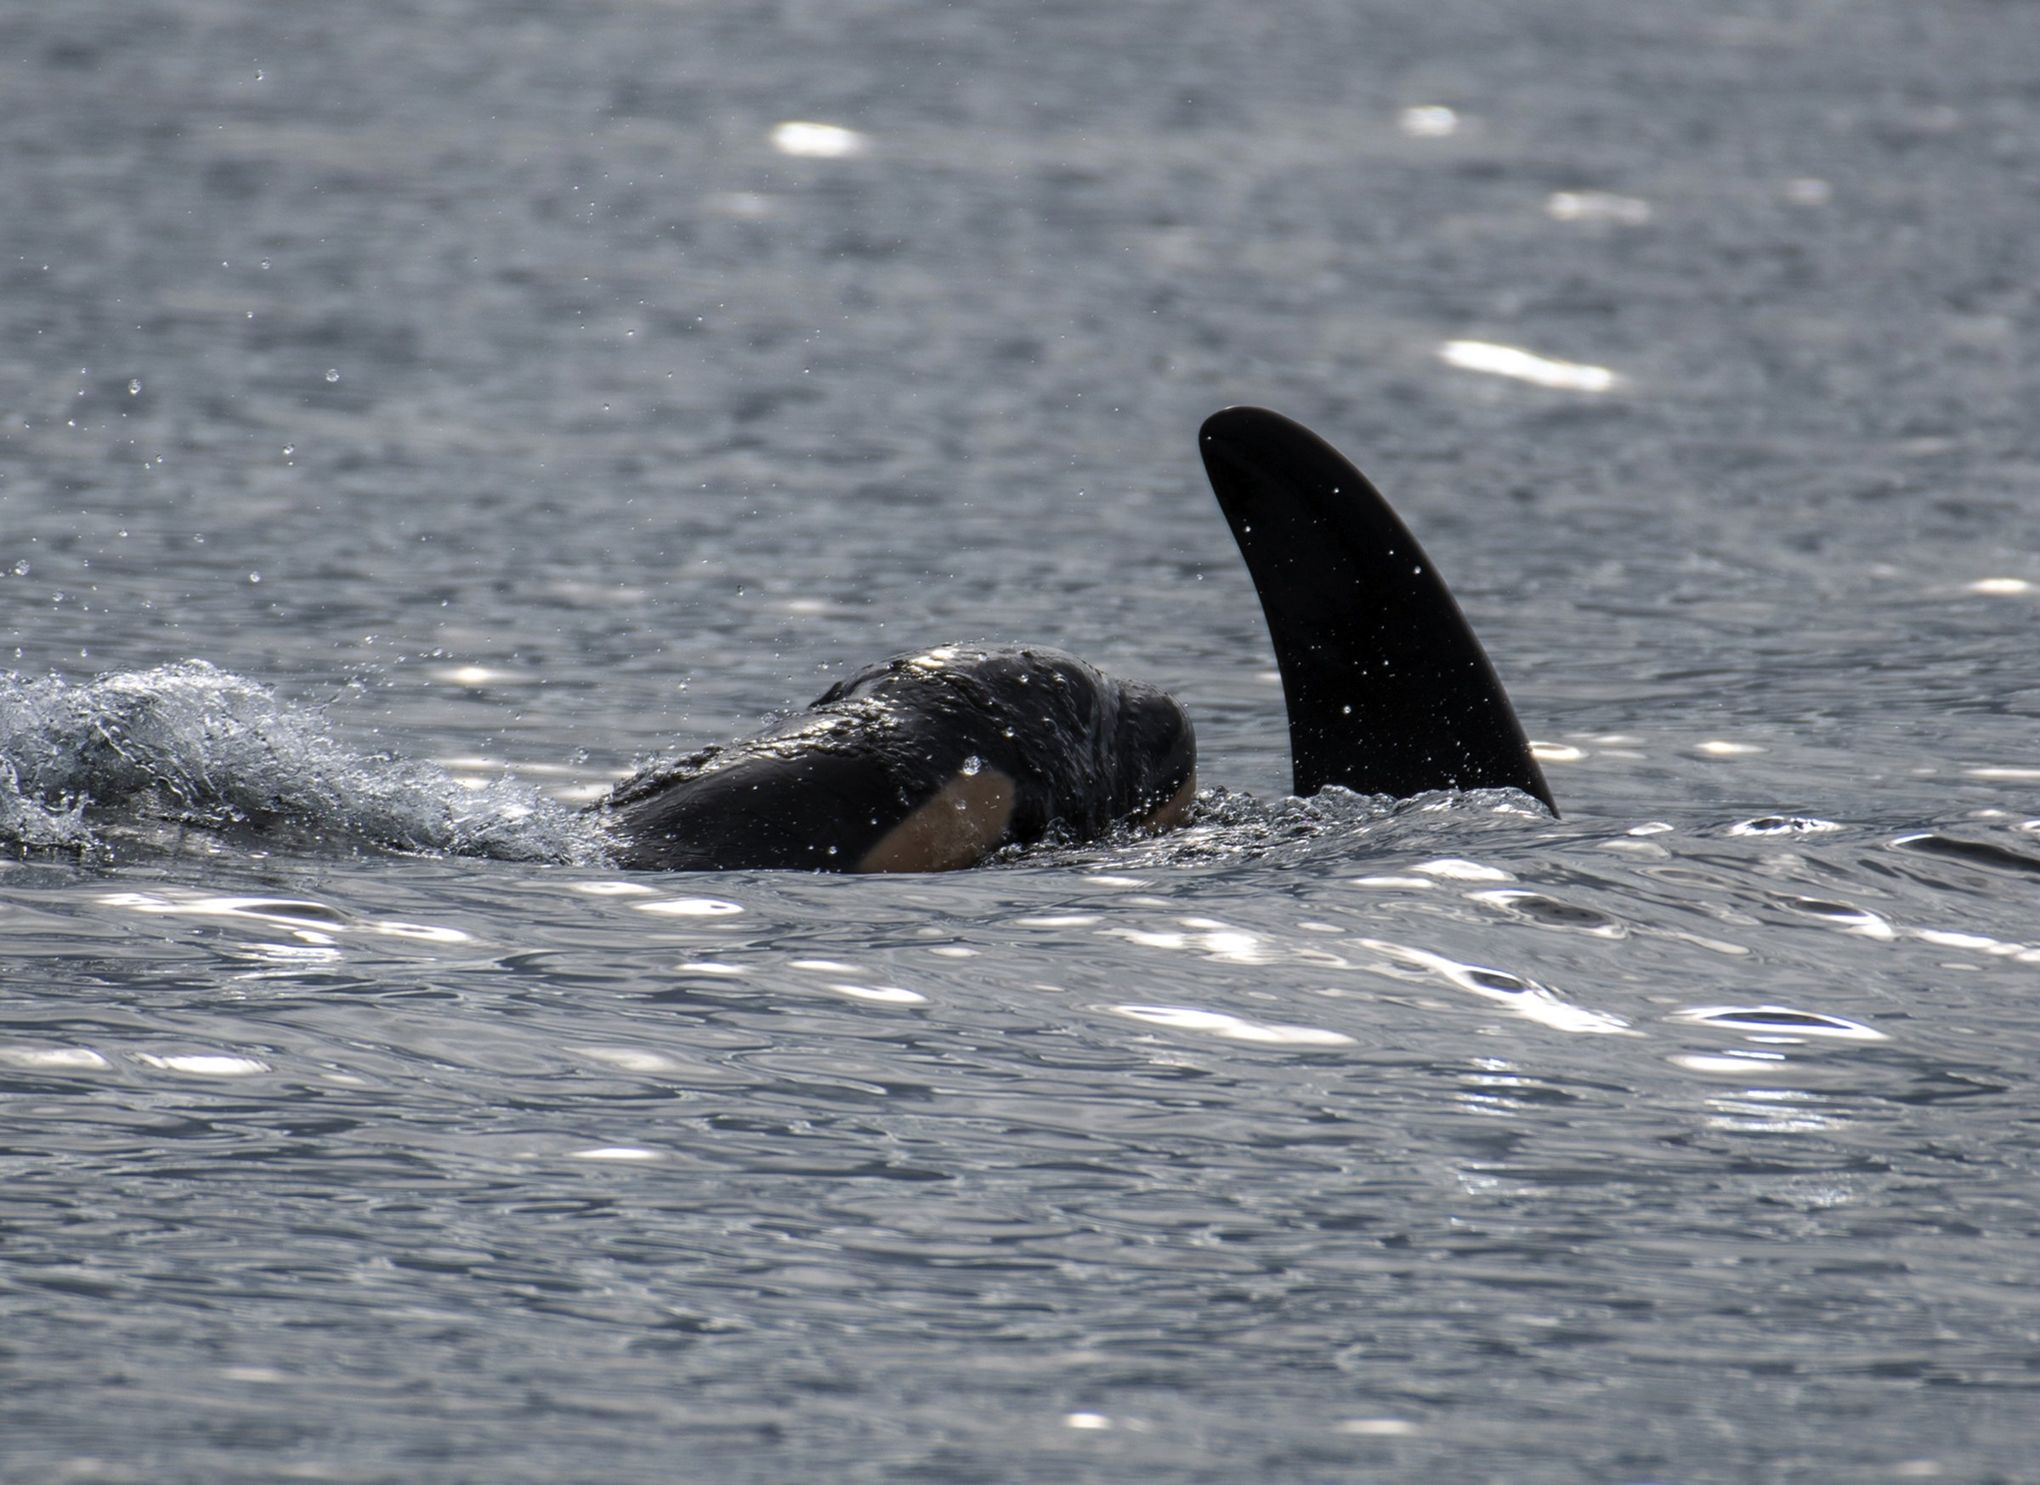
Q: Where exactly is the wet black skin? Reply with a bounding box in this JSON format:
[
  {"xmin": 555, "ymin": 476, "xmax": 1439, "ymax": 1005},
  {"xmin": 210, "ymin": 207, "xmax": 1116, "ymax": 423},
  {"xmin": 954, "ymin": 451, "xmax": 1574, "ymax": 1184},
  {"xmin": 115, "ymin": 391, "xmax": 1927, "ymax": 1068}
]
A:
[
  {"xmin": 1198, "ymin": 406, "xmax": 1554, "ymax": 812},
  {"xmin": 594, "ymin": 646, "xmax": 1196, "ymax": 872}
]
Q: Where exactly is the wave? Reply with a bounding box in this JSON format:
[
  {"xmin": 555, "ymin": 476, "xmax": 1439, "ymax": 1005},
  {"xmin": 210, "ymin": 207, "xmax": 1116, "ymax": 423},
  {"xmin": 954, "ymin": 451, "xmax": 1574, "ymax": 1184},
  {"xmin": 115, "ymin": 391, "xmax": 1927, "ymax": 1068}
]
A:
[{"xmin": 0, "ymin": 660, "xmax": 605, "ymax": 864}]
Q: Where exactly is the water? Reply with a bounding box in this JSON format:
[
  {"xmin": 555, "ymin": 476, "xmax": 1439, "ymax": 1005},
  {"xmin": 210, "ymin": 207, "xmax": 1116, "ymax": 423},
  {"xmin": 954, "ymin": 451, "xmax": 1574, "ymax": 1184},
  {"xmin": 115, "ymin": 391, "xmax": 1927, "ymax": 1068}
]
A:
[{"xmin": 4, "ymin": 0, "xmax": 2038, "ymax": 1480}]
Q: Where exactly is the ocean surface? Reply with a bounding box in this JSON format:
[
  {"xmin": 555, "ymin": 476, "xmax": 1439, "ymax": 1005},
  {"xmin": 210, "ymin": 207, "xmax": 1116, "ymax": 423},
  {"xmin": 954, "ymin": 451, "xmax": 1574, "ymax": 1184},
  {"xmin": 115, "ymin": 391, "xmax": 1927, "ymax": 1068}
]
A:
[{"xmin": 4, "ymin": 1, "xmax": 2038, "ymax": 1480}]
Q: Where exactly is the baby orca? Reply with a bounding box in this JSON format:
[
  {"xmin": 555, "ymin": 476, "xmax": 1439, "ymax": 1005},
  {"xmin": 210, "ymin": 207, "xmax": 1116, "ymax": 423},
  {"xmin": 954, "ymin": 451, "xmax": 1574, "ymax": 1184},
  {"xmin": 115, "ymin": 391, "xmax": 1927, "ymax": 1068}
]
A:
[
  {"xmin": 591, "ymin": 407, "xmax": 1550, "ymax": 872},
  {"xmin": 597, "ymin": 646, "xmax": 1196, "ymax": 872}
]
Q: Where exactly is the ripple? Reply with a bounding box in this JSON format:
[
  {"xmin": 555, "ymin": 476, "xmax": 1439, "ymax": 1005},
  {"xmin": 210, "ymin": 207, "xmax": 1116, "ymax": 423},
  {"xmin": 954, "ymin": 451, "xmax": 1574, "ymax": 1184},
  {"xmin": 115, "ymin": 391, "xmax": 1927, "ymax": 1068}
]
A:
[
  {"xmin": 574, "ymin": 1047, "xmax": 682, "ymax": 1074},
  {"xmin": 1413, "ymin": 857, "xmax": 1513, "ymax": 882},
  {"xmin": 1102, "ymin": 917, "xmax": 1350, "ymax": 968},
  {"xmin": 633, "ymin": 896, "xmax": 746, "ymax": 917},
  {"xmin": 1704, "ymin": 1089, "xmax": 1847, "ymax": 1134},
  {"xmin": 1546, "ymin": 190, "xmax": 1652, "ymax": 225},
  {"xmin": 1440, "ymin": 339, "xmax": 1620, "ymax": 393},
  {"xmin": 1772, "ymin": 895, "xmax": 1895, "ymax": 939},
  {"xmin": 1730, "ymin": 816, "xmax": 1843, "ymax": 836},
  {"xmin": 1672, "ymin": 1005, "xmax": 1886, "ymax": 1041},
  {"xmin": 1470, "ymin": 889, "xmax": 1626, "ymax": 937},
  {"xmin": 133, "ymin": 1052, "xmax": 271, "ymax": 1076},
  {"xmin": 0, "ymin": 1045, "xmax": 109, "ymax": 1070},
  {"xmin": 1111, "ymin": 1005, "xmax": 1356, "ymax": 1047},
  {"xmin": 1670, "ymin": 1049, "xmax": 1791, "ymax": 1074},
  {"xmin": 769, "ymin": 120, "xmax": 867, "ymax": 158},
  {"xmin": 100, "ymin": 889, "xmax": 474, "ymax": 948},
  {"xmin": 373, "ymin": 920, "xmax": 473, "ymax": 943},
  {"xmin": 1398, "ymin": 105, "xmax": 1460, "ymax": 137},
  {"xmin": 103, "ymin": 891, "xmax": 350, "ymax": 926},
  {"xmin": 1892, "ymin": 833, "xmax": 2040, "ymax": 878},
  {"xmin": 1105, "ymin": 921, "xmax": 1269, "ymax": 964},
  {"xmin": 824, "ymin": 984, "xmax": 928, "ymax": 1005},
  {"xmin": 1695, "ymin": 739, "xmax": 1766, "ymax": 757},
  {"xmin": 1358, "ymin": 940, "xmax": 1636, "ymax": 1035},
  {"xmin": 1911, "ymin": 927, "xmax": 2035, "ymax": 960}
]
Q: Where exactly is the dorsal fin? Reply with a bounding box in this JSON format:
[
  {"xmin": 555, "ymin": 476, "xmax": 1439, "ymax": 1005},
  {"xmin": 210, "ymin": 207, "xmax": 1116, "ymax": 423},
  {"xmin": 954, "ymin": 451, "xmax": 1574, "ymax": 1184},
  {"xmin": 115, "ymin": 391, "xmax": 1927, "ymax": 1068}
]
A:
[{"xmin": 1199, "ymin": 406, "xmax": 1556, "ymax": 814}]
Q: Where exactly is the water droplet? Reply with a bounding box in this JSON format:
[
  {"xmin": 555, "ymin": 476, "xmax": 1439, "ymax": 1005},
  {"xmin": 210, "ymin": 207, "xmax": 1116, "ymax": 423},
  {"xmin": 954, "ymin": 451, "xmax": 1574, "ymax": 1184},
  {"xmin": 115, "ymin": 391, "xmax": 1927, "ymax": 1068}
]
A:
[
  {"xmin": 11, "ymin": 560, "xmax": 29, "ymax": 577},
  {"xmin": 127, "ymin": 379, "xmax": 141, "ymax": 395},
  {"xmin": 324, "ymin": 368, "xmax": 340, "ymax": 383},
  {"xmin": 961, "ymin": 755, "xmax": 983, "ymax": 776},
  {"xmin": 248, "ymin": 572, "xmax": 261, "ymax": 584}
]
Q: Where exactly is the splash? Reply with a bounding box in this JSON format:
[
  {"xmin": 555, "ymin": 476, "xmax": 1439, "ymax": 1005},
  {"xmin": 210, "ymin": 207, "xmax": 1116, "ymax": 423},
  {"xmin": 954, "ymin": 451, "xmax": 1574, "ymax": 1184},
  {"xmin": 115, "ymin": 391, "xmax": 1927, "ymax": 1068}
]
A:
[{"xmin": 0, "ymin": 660, "xmax": 605, "ymax": 863}]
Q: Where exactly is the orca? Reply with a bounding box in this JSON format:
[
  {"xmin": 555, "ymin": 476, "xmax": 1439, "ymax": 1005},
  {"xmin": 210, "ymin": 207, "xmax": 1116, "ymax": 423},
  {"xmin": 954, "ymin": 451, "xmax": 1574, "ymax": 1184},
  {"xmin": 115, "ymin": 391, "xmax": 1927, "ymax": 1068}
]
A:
[
  {"xmin": 598, "ymin": 645, "xmax": 1196, "ymax": 872},
  {"xmin": 591, "ymin": 407, "xmax": 1551, "ymax": 871}
]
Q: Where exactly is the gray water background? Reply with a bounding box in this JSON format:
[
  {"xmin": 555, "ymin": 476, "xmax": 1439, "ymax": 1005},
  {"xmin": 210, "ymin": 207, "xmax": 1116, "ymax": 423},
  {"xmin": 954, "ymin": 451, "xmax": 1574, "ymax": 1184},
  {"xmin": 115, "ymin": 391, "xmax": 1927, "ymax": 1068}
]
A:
[{"xmin": 4, "ymin": 0, "xmax": 2039, "ymax": 1480}]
